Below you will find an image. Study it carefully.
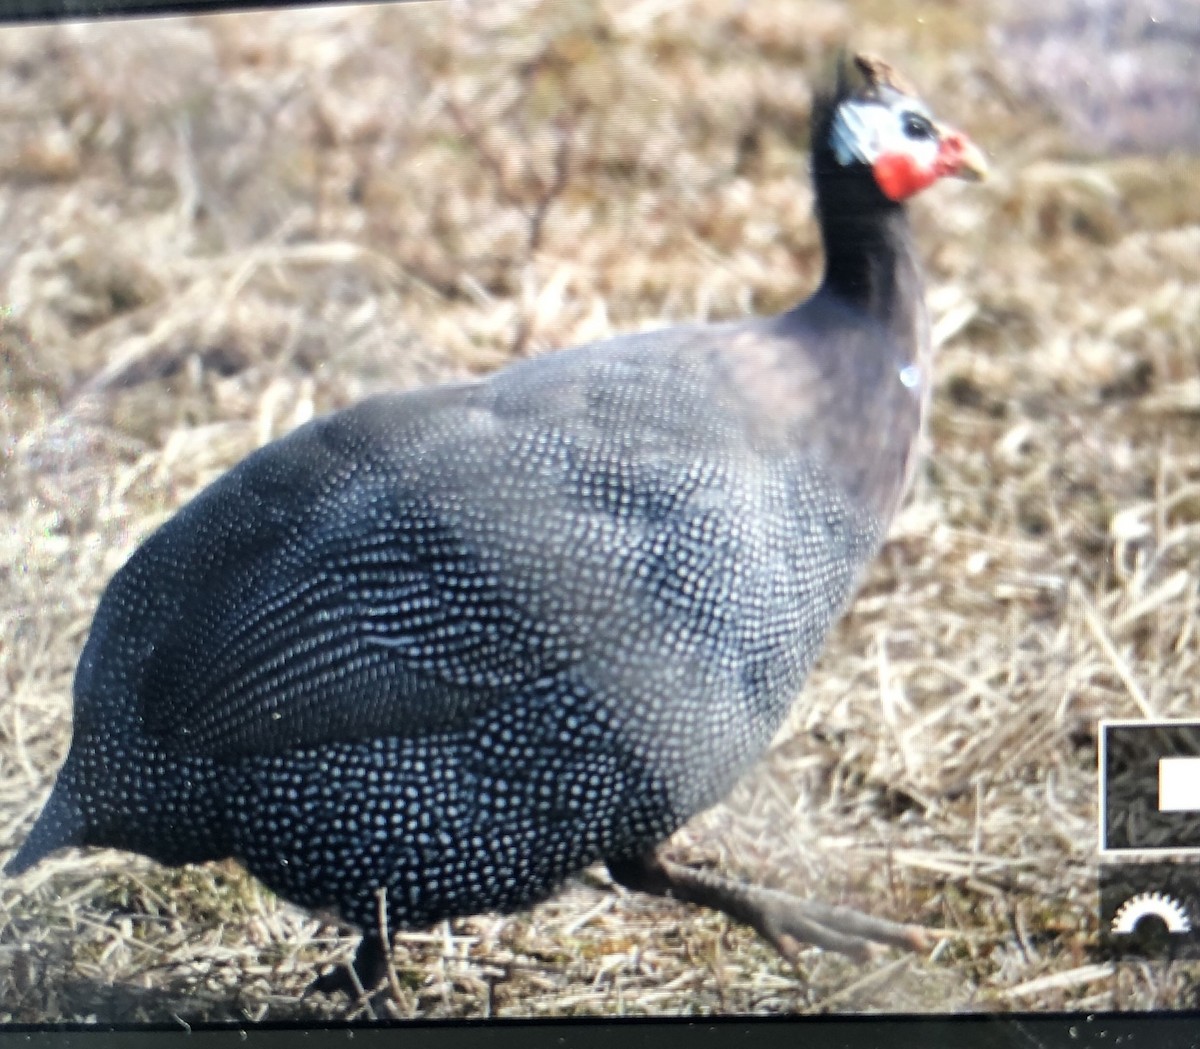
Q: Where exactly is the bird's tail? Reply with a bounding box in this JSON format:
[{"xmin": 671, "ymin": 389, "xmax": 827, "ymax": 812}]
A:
[{"xmin": 4, "ymin": 778, "xmax": 87, "ymax": 876}]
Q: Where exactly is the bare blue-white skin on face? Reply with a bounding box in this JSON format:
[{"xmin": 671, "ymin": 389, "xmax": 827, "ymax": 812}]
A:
[{"xmin": 831, "ymin": 91, "xmax": 939, "ymax": 167}]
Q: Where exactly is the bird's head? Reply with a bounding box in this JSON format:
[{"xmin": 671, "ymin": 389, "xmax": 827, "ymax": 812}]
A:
[{"xmin": 819, "ymin": 52, "xmax": 988, "ymax": 203}]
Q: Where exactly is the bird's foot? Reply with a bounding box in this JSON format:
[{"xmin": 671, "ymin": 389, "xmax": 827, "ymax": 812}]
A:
[
  {"xmin": 742, "ymin": 886, "xmax": 932, "ymax": 962},
  {"xmin": 606, "ymin": 850, "xmax": 933, "ymax": 962}
]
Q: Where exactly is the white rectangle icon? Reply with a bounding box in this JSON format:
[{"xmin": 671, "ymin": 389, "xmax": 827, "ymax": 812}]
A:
[
  {"xmin": 1100, "ymin": 719, "xmax": 1200, "ymax": 856},
  {"xmin": 1159, "ymin": 757, "xmax": 1200, "ymax": 812}
]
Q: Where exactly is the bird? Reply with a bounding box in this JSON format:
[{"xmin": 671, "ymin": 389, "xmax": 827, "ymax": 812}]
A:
[{"xmin": 5, "ymin": 52, "xmax": 986, "ymax": 995}]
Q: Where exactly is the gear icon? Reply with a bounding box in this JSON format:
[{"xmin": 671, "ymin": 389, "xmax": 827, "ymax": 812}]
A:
[{"xmin": 1111, "ymin": 891, "xmax": 1192, "ymax": 935}]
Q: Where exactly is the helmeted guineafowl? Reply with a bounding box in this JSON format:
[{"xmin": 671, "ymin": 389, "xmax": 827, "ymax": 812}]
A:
[{"xmin": 6, "ymin": 52, "xmax": 986, "ymax": 993}]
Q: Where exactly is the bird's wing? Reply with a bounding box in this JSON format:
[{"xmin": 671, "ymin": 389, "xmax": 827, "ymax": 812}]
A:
[
  {"xmin": 107, "ymin": 335, "xmax": 736, "ymax": 759},
  {"xmin": 103, "ymin": 381, "xmax": 569, "ymax": 759}
]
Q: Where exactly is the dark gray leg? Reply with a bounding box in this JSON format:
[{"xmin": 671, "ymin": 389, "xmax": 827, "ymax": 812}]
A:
[
  {"xmin": 606, "ymin": 851, "xmax": 930, "ymax": 961},
  {"xmin": 308, "ymin": 932, "xmax": 389, "ymax": 998}
]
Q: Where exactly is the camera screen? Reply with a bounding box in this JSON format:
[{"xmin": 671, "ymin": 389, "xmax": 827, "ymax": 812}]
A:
[{"xmin": 1, "ymin": 0, "xmax": 1197, "ymax": 1029}]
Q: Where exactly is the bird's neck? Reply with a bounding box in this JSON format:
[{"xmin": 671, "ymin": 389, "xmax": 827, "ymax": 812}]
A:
[
  {"xmin": 758, "ymin": 159, "xmax": 934, "ymax": 523},
  {"xmin": 815, "ymin": 198, "xmax": 927, "ymax": 371}
]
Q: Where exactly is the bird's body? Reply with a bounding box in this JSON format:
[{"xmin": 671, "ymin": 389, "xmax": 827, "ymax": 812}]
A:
[
  {"xmin": 29, "ymin": 313, "xmax": 891, "ymax": 919},
  {"xmin": 7, "ymin": 53, "xmax": 985, "ymax": 990}
]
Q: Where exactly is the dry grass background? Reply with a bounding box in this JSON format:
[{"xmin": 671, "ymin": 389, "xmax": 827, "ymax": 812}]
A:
[{"xmin": 1, "ymin": 0, "xmax": 1198, "ymax": 1025}]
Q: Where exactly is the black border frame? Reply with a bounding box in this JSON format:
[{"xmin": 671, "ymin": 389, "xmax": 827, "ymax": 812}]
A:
[
  {"xmin": 0, "ymin": 0, "xmax": 380, "ymax": 22},
  {"xmin": 3, "ymin": 1013, "xmax": 1200, "ymax": 1048}
]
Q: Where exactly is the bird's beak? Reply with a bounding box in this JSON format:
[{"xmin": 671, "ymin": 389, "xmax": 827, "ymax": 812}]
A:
[{"xmin": 933, "ymin": 125, "xmax": 989, "ymax": 182}]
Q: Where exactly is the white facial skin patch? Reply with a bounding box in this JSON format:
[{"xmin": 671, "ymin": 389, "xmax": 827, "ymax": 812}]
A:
[{"xmin": 829, "ymin": 96, "xmax": 940, "ymax": 174}]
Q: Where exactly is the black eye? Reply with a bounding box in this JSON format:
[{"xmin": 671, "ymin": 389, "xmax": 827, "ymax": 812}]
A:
[{"xmin": 902, "ymin": 112, "xmax": 935, "ymax": 140}]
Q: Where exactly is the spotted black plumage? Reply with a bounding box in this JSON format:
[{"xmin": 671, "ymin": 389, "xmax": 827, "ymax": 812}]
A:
[{"xmin": 7, "ymin": 52, "xmax": 985, "ymax": 991}]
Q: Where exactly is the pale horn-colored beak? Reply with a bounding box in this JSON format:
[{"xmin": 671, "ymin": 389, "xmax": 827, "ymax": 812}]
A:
[{"xmin": 934, "ymin": 125, "xmax": 989, "ymax": 182}]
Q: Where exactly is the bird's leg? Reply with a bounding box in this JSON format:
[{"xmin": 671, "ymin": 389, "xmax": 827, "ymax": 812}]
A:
[
  {"xmin": 605, "ymin": 850, "xmax": 932, "ymax": 962},
  {"xmin": 308, "ymin": 931, "xmax": 389, "ymax": 998}
]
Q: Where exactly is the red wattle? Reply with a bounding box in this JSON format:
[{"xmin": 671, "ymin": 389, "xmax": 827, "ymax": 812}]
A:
[{"xmin": 873, "ymin": 153, "xmax": 938, "ymax": 202}]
